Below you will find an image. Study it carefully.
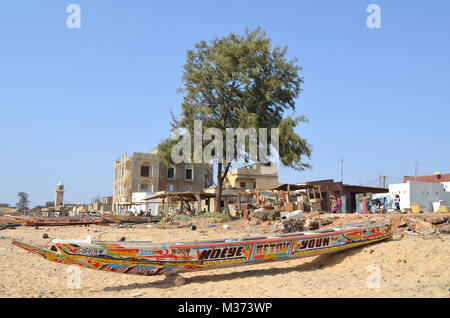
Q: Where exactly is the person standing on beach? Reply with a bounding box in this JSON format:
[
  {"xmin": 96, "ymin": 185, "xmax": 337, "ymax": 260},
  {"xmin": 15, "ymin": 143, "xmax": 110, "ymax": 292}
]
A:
[
  {"xmin": 337, "ymin": 196, "xmax": 342, "ymax": 213},
  {"xmin": 394, "ymin": 195, "xmax": 400, "ymax": 211},
  {"xmin": 330, "ymin": 196, "xmax": 336, "ymax": 213},
  {"xmin": 362, "ymin": 195, "xmax": 369, "ymax": 214}
]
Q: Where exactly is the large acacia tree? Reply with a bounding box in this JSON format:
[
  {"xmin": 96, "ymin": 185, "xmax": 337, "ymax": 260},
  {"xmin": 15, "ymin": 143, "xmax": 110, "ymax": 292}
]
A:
[{"xmin": 158, "ymin": 27, "xmax": 312, "ymax": 213}]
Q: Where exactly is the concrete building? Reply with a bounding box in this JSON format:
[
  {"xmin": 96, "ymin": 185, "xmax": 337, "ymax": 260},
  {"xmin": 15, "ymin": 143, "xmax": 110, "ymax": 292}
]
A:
[
  {"xmin": 112, "ymin": 149, "xmax": 213, "ymax": 213},
  {"xmin": 55, "ymin": 182, "xmax": 64, "ymax": 208},
  {"xmin": 389, "ymin": 181, "xmax": 450, "ymax": 212},
  {"xmin": 224, "ymin": 163, "xmax": 279, "ymax": 191},
  {"xmin": 404, "ymin": 173, "xmax": 450, "ymax": 183},
  {"xmin": 305, "ymin": 179, "xmax": 388, "ymax": 213}
]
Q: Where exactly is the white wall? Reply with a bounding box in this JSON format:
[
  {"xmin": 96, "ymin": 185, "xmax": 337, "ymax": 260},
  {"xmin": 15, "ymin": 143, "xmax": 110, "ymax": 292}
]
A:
[
  {"xmin": 389, "ymin": 181, "xmax": 450, "ymax": 211},
  {"xmin": 441, "ymin": 182, "xmax": 450, "ymax": 192},
  {"xmin": 130, "ymin": 192, "xmax": 160, "ymax": 215},
  {"xmin": 389, "ymin": 183, "xmax": 410, "ymax": 210}
]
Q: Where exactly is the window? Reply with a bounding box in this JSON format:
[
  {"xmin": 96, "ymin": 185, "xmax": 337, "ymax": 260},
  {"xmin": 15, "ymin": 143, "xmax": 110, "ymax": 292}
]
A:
[
  {"xmin": 240, "ymin": 182, "xmax": 246, "ymax": 188},
  {"xmin": 185, "ymin": 168, "xmax": 193, "ymax": 180},
  {"xmin": 185, "ymin": 185, "xmax": 192, "ymax": 191},
  {"xmin": 167, "ymin": 167, "xmax": 175, "ymax": 179},
  {"xmin": 141, "ymin": 166, "xmax": 150, "ymax": 177},
  {"xmin": 167, "ymin": 184, "xmax": 174, "ymax": 191},
  {"xmin": 139, "ymin": 184, "xmax": 148, "ymax": 192}
]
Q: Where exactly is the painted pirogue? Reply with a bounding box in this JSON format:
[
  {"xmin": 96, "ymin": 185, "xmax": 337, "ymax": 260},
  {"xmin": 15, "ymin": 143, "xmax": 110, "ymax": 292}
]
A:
[
  {"xmin": 24, "ymin": 216, "xmax": 103, "ymax": 226},
  {"xmin": 101, "ymin": 215, "xmax": 162, "ymax": 224},
  {"xmin": 11, "ymin": 220, "xmax": 391, "ymax": 285},
  {"xmin": 0, "ymin": 217, "xmax": 21, "ymax": 230}
]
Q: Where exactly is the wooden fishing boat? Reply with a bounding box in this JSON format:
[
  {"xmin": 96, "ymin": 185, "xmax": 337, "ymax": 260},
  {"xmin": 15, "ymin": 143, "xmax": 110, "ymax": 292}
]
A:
[
  {"xmin": 11, "ymin": 220, "xmax": 391, "ymax": 285},
  {"xmin": 24, "ymin": 216, "xmax": 103, "ymax": 227},
  {"xmin": 101, "ymin": 214, "xmax": 162, "ymax": 224},
  {"xmin": 0, "ymin": 216, "xmax": 21, "ymax": 230},
  {"xmin": 3, "ymin": 215, "xmax": 28, "ymax": 225}
]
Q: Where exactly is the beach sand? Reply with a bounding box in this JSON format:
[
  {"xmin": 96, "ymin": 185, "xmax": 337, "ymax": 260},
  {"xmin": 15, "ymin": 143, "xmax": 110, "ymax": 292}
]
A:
[{"xmin": 0, "ymin": 215, "xmax": 449, "ymax": 298}]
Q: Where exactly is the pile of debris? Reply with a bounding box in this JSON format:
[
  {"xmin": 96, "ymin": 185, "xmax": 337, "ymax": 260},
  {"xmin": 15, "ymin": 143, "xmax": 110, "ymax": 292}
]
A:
[
  {"xmin": 270, "ymin": 212, "xmax": 450, "ymax": 237},
  {"xmin": 273, "ymin": 215, "xmax": 337, "ymax": 233},
  {"xmin": 389, "ymin": 215, "xmax": 450, "ymax": 236}
]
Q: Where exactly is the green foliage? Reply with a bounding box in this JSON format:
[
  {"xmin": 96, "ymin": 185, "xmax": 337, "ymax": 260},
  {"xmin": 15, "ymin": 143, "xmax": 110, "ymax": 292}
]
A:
[
  {"xmin": 157, "ymin": 27, "xmax": 312, "ymax": 211},
  {"xmin": 158, "ymin": 27, "xmax": 311, "ymax": 169},
  {"xmin": 16, "ymin": 192, "xmax": 30, "ymax": 212},
  {"xmin": 45, "ymin": 201, "xmax": 54, "ymax": 208},
  {"xmin": 31, "ymin": 205, "xmax": 44, "ymax": 213},
  {"xmin": 90, "ymin": 195, "xmax": 102, "ymax": 204}
]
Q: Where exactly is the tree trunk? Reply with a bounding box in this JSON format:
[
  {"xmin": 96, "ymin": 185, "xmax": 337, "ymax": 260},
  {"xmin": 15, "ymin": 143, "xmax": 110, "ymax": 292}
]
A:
[
  {"xmin": 214, "ymin": 163, "xmax": 223, "ymax": 213},
  {"xmin": 214, "ymin": 163, "xmax": 231, "ymax": 213}
]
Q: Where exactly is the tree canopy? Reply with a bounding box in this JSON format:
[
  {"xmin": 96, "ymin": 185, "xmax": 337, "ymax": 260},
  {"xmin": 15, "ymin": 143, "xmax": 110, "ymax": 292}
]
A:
[
  {"xmin": 16, "ymin": 192, "xmax": 30, "ymax": 213},
  {"xmin": 158, "ymin": 27, "xmax": 312, "ymax": 212}
]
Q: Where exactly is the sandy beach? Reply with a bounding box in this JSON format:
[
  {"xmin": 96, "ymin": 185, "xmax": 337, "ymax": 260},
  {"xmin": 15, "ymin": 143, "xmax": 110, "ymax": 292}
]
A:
[{"xmin": 0, "ymin": 214, "xmax": 449, "ymax": 298}]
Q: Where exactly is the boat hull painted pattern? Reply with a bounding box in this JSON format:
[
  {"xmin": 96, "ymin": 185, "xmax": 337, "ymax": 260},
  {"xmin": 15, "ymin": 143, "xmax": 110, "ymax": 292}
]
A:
[
  {"xmin": 24, "ymin": 217, "xmax": 102, "ymax": 226},
  {"xmin": 12, "ymin": 221, "xmax": 391, "ymax": 276},
  {"xmin": 101, "ymin": 215, "xmax": 162, "ymax": 224}
]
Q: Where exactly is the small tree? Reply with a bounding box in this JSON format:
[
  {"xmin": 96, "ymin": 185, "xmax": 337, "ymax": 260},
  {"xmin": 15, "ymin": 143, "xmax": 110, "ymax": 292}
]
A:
[
  {"xmin": 90, "ymin": 195, "xmax": 102, "ymax": 204},
  {"xmin": 17, "ymin": 192, "xmax": 30, "ymax": 214},
  {"xmin": 45, "ymin": 201, "xmax": 54, "ymax": 208}
]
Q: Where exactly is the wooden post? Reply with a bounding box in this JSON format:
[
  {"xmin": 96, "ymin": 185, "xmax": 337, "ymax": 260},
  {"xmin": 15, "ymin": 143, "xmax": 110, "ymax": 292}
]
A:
[
  {"xmin": 164, "ymin": 195, "xmax": 170, "ymax": 218},
  {"xmin": 195, "ymin": 193, "xmax": 201, "ymax": 215},
  {"xmin": 179, "ymin": 199, "xmax": 184, "ymax": 214},
  {"xmin": 287, "ymin": 184, "xmax": 291, "ymax": 203}
]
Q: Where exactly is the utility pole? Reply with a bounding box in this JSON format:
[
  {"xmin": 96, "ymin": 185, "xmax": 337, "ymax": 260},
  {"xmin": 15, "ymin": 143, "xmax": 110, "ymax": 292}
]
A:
[
  {"xmin": 383, "ymin": 175, "xmax": 386, "ymax": 188},
  {"xmin": 379, "ymin": 173, "xmax": 382, "ymax": 188},
  {"xmin": 414, "ymin": 162, "xmax": 418, "ymax": 181}
]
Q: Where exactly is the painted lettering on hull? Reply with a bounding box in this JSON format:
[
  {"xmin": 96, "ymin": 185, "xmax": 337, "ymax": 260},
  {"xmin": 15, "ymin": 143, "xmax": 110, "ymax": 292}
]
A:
[
  {"xmin": 198, "ymin": 246, "xmax": 247, "ymax": 261},
  {"xmin": 253, "ymin": 242, "xmax": 290, "ymax": 260},
  {"xmin": 293, "ymin": 236, "xmax": 331, "ymax": 254}
]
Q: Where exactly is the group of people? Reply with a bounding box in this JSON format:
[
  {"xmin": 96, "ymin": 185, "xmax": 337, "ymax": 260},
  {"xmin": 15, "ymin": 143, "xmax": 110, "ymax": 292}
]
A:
[
  {"xmin": 132, "ymin": 208, "xmax": 152, "ymax": 217},
  {"xmin": 330, "ymin": 196, "xmax": 342, "ymax": 213}
]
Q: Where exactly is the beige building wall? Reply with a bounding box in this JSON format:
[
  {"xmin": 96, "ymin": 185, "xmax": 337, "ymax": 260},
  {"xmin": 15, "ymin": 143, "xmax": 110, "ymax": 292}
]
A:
[
  {"xmin": 113, "ymin": 150, "xmax": 213, "ymax": 212},
  {"xmin": 224, "ymin": 164, "xmax": 278, "ymax": 190}
]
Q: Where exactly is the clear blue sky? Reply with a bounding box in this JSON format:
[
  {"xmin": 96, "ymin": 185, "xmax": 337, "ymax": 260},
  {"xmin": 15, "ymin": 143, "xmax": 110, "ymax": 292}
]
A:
[{"xmin": 1, "ymin": 0, "xmax": 449, "ymax": 207}]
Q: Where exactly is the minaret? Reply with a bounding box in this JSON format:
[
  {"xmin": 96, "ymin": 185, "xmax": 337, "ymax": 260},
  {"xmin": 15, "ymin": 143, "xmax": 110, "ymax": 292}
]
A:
[{"xmin": 55, "ymin": 182, "xmax": 65, "ymax": 208}]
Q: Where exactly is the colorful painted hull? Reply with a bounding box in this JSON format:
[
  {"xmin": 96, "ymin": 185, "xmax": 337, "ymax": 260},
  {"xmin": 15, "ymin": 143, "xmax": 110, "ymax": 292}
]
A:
[
  {"xmin": 0, "ymin": 216, "xmax": 22, "ymax": 230},
  {"xmin": 12, "ymin": 220, "xmax": 391, "ymax": 276},
  {"xmin": 3, "ymin": 215, "xmax": 28, "ymax": 225},
  {"xmin": 101, "ymin": 215, "xmax": 162, "ymax": 224},
  {"xmin": 24, "ymin": 216, "xmax": 103, "ymax": 226}
]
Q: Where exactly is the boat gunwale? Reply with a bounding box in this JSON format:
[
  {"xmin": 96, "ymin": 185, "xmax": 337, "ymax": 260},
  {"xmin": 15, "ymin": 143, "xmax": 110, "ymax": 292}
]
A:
[{"xmin": 53, "ymin": 221, "xmax": 391, "ymax": 249}]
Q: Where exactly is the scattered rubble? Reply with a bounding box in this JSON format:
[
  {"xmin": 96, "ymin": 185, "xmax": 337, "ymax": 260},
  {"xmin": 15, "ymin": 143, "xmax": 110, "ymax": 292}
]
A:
[{"xmin": 269, "ymin": 212, "xmax": 450, "ymax": 236}]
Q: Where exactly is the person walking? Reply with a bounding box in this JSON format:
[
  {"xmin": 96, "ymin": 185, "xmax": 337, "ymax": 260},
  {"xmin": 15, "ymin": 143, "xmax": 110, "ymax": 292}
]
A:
[
  {"xmin": 337, "ymin": 196, "xmax": 342, "ymax": 213},
  {"xmin": 330, "ymin": 196, "xmax": 336, "ymax": 213},
  {"xmin": 394, "ymin": 195, "xmax": 400, "ymax": 211},
  {"xmin": 362, "ymin": 195, "xmax": 369, "ymax": 214}
]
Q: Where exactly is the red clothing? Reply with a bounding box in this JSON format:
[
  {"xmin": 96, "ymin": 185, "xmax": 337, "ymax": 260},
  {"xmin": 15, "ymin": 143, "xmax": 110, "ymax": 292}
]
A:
[{"xmin": 362, "ymin": 197, "xmax": 369, "ymax": 214}]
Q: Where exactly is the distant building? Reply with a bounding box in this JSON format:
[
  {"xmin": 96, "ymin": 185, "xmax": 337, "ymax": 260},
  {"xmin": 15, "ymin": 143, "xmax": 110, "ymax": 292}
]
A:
[
  {"xmin": 305, "ymin": 179, "xmax": 388, "ymax": 213},
  {"xmin": 55, "ymin": 182, "xmax": 65, "ymax": 208},
  {"xmin": 112, "ymin": 149, "xmax": 213, "ymax": 213},
  {"xmin": 224, "ymin": 163, "xmax": 278, "ymax": 191},
  {"xmin": 88, "ymin": 196, "xmax": 113, "ymax": 213},
  {"xmin": 389, "ymin": 181, "xmax": 450, "ymax": 212},
  {"xmin": 404, "ymin": 173, "xmax": 450, "ymax": 183}
]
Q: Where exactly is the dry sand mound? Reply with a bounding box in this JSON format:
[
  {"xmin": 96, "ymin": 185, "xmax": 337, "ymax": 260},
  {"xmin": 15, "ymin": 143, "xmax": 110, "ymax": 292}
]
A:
[{"xmin": 0, "ymin": 215, "xmax": 449, "ymax": 298}]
